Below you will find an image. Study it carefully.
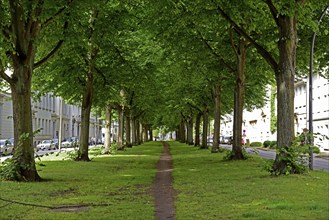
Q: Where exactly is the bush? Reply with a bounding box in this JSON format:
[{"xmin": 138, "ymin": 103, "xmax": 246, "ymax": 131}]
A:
[
  {"xmin": 250, "ymin": 142, "xmax": 262, "ymax": 147},
  {"xmin": 262, "ymin": 139, "xmax": 309, "ymax": 176},
  {"xmin": 263, "ymin": 140, "xmax": 271, "ymax": 148},
  {"xmin": 269, "ymin": 141, "xmax": 277, "ymax": 149}
]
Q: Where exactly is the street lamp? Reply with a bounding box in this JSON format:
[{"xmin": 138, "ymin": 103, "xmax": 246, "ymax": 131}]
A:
[{"xmin": 308, "ymin": 5, "xmax": 328, "ymax": 170}]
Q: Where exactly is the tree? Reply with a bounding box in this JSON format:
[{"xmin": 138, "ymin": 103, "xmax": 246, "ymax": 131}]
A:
[
  {"xmin": 0, "ymin": 0, "xmax": 72, "ymax": 181},
  {"xmin": 214, "ymin": 0, "xmax": 328, "ymax": 173}
]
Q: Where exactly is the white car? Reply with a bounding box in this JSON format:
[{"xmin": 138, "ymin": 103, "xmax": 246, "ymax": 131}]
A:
[
  {"xmin": 36, "ymin": 140, "xmax": 56, "ymax": 151},
  {"xmin": 0, "ymin": 139, "xmax": 14, "ymax": 155}
]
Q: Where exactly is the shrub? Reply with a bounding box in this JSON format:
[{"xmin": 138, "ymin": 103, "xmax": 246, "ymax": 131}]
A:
[
  {"xmin": 262, "ymin": 139, "xmax": 309, "ymax": 175},
  {"xmin": 263, "ymin": 140, "xmax": 271, "ymax": 148},
  {"xmin": 269, "ymin": 141, "xmax": 277, "ymax": 149},
  {"xmin": 250, "ymin": 142, "xmax": 262, "ymax": 147}
]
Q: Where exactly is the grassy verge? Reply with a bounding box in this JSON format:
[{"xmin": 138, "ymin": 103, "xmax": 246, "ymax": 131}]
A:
[
  {"xmin": 1, "ymin": 141, "xmax": 328, "ymax": 219},
  {"xmin": 170, "ymin": 141, "xmax": 329, "ymax": 220},
  {"xmin": 0, "ymin": 142, "xmax": 163, "ymax": 220}
]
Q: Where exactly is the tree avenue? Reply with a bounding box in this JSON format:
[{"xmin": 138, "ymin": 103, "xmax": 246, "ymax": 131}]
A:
[{"xmin": 0, "ymin": 0, "xmax": 328, "ymax": 181}]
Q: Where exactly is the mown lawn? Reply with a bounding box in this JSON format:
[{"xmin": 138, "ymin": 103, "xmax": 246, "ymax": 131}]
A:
[
  {"xmin": 1, "ymin": 141, "xmax": 328, "ymax": 220},
  {"xmin": 0, "ymin": 142, "xmax": 163, "ymax": 220},
  {"xmin": 170, "ymin": 141, "xmax": 329, "ymax": 220}
]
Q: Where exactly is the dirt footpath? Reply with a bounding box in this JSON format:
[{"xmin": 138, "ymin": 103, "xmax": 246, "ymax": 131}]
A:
[{"xmin": 152, "ymin": 141, "xmax": 176, "ymax": 220}]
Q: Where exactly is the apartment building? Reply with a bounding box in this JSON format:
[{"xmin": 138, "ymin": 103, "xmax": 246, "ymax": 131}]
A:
[
  {"xmin": 220, "ymin": 73, "xmax": 329, "ymax": 152},
  {"xmin": 0, "ymin": 92, "xmax": 102, "ymax": 145}
]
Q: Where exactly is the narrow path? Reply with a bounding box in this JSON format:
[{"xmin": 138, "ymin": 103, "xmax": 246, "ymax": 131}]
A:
[{"xmin": 152, "ymin": 141, "xmax": 176, "ymax": 220}]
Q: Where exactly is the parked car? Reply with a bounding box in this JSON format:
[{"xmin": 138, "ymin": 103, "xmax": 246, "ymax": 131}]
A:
[
  {"xmin": 0, "ymin": 139, "xmax": 14, "ymax": 155},
  {"xmin": 221, "ymin": 136, "xmax": 233, "ymax": 145},
  {"xmin": 52, "ymin": 139, "xmax": 59, "ymax": 148},
  {"xmin": 61, "ymin": 137, "xmax": 78, "ymax": 148},
  {"xmin": 36, "ymin": 140, "xmax": 56, "ymax": 151}
]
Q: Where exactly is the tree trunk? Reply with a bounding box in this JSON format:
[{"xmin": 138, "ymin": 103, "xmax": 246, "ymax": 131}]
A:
[
  {"xmin": 77, "ymin": 63, "xmax": 95, "ymax": 161},
  {"xmin": 201, "ymin": 108, "xmax": 209, "ymax": 149},
  {"xmin": 143, "ymin": 124, "xmax": 148, "ymax": 142},
  {"xmin": 194, "ymin": 111, "xmax": 202, "ymax": 147},
  {"xmin": 272, "ymin": 15, "xmax": 297, "ymax": 173},
  {"xmin": 136, "ymin": 119, "xmax": 141, "ymax": 145},
  {"xmin": 231, "ymin": 38, "xmax": 248, "ymax": 160},
  {"xmin": 10, "ymin": 66, "xmax": 41, "ymax": 181},
  {"xmin": 187, "ymin": 115, "xmax": 194, "ymax": 145},
  {"xmin": 149, "ymin": 127, "xmax": 153, "ymax": 141},
  {"xmin": 77, "ymin": 9, "xmax": 99, "ymax": 161},
  {"xmin": 117, "ymin": 105, "xmax": 124, "ymax": 150},
  {"xmin": 125, "ymin": 109, "xmax": 132, "ymax": 148},
  {"xmin": 131, "ymin": 117, "xmax": 137, "ymax": 145},
  {"xmin": 212, "ymin": 84, "xmax": 221, "ymax": 153},
  {"xmin": 179, "ymin": 119, "xmax": 186, "ymax": 143},
  {"xmin": 104, "ymin": 104, "xmax": 112, "ymax": 153}
]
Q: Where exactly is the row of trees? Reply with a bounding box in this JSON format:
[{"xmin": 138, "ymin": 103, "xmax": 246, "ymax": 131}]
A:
[{"xmin": 0, "ymin": 0, "xmax": 328, "ymax": 181}]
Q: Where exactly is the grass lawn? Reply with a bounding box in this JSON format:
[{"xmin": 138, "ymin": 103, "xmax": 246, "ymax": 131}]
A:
[
  {"xmin": 170, "ymin": 141, "xmax": 329, "ymax": 220},
  {"xmin": 1, "ymin": 141, "xmax": 328, "ymax": 220},
  {"xmin": 0, "ymin": 142, "xmax": 163, "ymax": 220}
]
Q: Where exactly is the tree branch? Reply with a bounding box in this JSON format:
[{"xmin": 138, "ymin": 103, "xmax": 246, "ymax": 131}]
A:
[
  {"xmin": 0, "ymin": 66, "xmax": 14, "ymax": 85},
  {"xmin": 42, "ymin": 0, "xmax": 74, "ymax": 28},
  {"xmin": 212, "ymin": 1, "xmax": 278, "ymax": 71},
  {"xmin": 229, "ymin": 26, "xmax": 239, "ymax": 57},
  {"xmin": 33, "ymin": 39, "xmax": 64, "ymax": 69},
  {"xmin": 197, "ymin": 30, "xmax": 236, "ymax": 73},
  {"xmin": 264, "ymin": 0, "xmax": 280, "ymax": 27},
  {"xmin": 33, "ymin": 18, "xmax": 69, "ymax": 69}
]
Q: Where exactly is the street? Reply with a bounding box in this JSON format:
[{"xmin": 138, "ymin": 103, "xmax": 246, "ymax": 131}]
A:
[{"xmin": 220, "ymin": 144, "xmax": 329, "ymax": 171}]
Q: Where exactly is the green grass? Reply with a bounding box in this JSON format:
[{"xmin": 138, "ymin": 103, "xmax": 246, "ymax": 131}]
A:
[
  {"xmin": 1, "ymin": 141, "xmax": 328, "ymax": 220},
  {"xmin": 170, "ymin": 141, "xmax": 329, "ymax": 220},
  {"xmin": 0, "ymin": 142, "xmax": 163, "ymax": 220}
]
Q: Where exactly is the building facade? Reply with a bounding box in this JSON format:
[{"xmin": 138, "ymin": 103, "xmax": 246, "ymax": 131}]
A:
[
  {"xmin": 0, "ymin": 92, "xmax": 102, "ymax": 145},
  {"xmin": 220, "ymin": 73, "xmax": 329, "ymax": 152}
]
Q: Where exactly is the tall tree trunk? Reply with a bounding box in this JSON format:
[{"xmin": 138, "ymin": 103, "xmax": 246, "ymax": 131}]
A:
[
  {"xmin": 136, "ymin": 119, "xmax": 141, "ymax": 145},
  {"xmin": 149, "ymin": 127, "xmax": 153, "ymax": 141},
  {"xmin": 212, "ymin": 84, "xmax": 221, "ymax": 153},
  {"xmin": 143, "ymin": 124, "xmax": 148, "ymax": 142},
  {"xmin": 194, "ymin": 111, "xmax": 202, "ymax": 147},
  {"xmin": 201, "ymin": 108, "xmax": 209, "ymax": 149},
  {"xmin": 187, "ymin": 115, "xmax": 194, "ymax": 145},
  {"xmin": 117, "ymin": 105, "xmax": 124, "ymax": 150},
  {"xmin": 77, "ymin": 9, "xmax": 99, "ymax": 161},
  {"xmin": 131, "ymin": 117, "xmax": 137, "ymax": 145},
  {"xmin": 77, "ymin": 55, "xmax": 96, "ymax": 161},
  {"xmin": 125, "ymin": 109, "xmax": 132, "ymax": 148},
  {"xmin": 179, "ymin": 119, "xmax": 186, "ymax": 143},
  {"xmin": 272, "ymin": 15, "xmax": 297, "ymax": 173},
  {"xmin": 104, "ymin": 104, "xmax": 112, "ymax": 153},
  {"xmin": 10, "ymin": 66, "xmax": 41, "ymax": 181},
  {"xmin": 231, "ymin": 38, "xmax": 248, "ymax": 160}
]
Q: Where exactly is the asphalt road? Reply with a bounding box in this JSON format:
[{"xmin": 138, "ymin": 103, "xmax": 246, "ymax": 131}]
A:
[{"xmin": 221, "ymin": 144, "xmax": 329, "ymax": 171}]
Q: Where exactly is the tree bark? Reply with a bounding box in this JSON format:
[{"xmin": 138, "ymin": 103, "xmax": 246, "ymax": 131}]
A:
[
  {"xmin": 10, "ymin": 65, "xmax": 41, "ymax": 181},
  {"xmin": 212, "ymin": 84, "xmax": 221, "ymax": 153},
  {"xmin": 131, "ymin": 117, "xmax": 137, "ymax": 145},
  {"xmin": 143, "ymin": 124, "xmax": 148, "ymax": 142},
  {"xmin": 77, "ymin": 9, "xmax": 99, "ymax": 161},
  {"xmin": 149, "ymin": 127, "xmax": 153, "ymax": 141},
  {"xmin": 272, "ymin": 15, "xmax": 297, "ymax": 173},
  {"xmin": 194, "ymin": 111, "xmax": 202, "ymax": 147},
  {"xmin": 136, "ymin": 119, "xmax": 141, "ymax": 145},
  {"xmin": 104, "ymin": 104, "xmax": 112, "ymax": 153},
  {"xmin": 187, "ymin": 115, "xmax": 194, "ymax": 145},
  {"xmin": 117, "ymin": 105, "xmax": 124, "ymax": 150},
  {"xmin": 231, "ymin": 38, "xmax": 248, "ymax": 160},
  {"xmin": 201, "ymin": 108, "xmax": 209, "ymax": 149},
  {"xmin": 179, "ymin": 119, "xmax": 186, "ymax": 143},
  {"xmin": 125, "ymin": 109, "xmax": 132, "ymax": 148}
]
